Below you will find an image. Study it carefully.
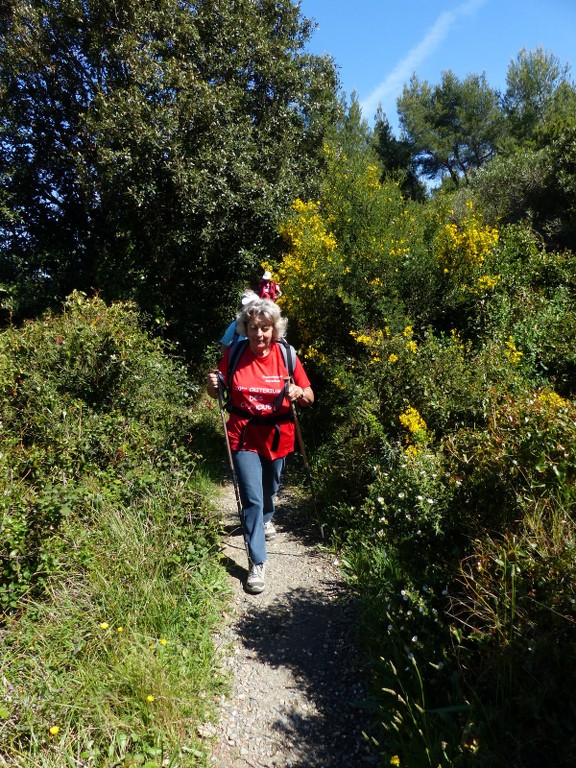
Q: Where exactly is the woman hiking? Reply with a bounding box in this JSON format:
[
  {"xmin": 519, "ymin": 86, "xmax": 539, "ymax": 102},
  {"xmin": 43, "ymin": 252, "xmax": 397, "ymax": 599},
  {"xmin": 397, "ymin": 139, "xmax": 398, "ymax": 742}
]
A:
[
  {"xmin": 207, "ymin": 299, "xmax": 313, "ymax": 594},
  {"xmin": 257, "ymin": 270, "xmax": 282, "ymax": 301}
]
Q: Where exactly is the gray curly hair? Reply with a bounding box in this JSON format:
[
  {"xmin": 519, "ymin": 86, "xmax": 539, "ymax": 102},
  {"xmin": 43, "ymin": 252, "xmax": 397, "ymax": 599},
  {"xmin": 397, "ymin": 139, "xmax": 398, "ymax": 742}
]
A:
[{"xmin": 236, "ymin": 298, "xmax": 288, "ymax": 340}]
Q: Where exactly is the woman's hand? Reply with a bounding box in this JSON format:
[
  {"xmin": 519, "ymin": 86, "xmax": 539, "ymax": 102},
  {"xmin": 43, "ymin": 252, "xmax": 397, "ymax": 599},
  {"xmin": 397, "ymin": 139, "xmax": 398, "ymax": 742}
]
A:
[
  {"xmin": 287, "ymin": 382, "xmax": 313, "ymax": 407},
  {"xmin": 207, "ymin": 371, "xmax": 220, "ymax": 399}
]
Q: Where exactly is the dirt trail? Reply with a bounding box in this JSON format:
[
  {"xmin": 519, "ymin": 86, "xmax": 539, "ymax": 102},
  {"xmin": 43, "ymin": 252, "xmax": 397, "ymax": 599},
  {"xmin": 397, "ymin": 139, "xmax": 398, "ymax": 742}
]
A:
[{"xmin": 208, "ymin": 480, "xmax": 380, "ymax": 768}]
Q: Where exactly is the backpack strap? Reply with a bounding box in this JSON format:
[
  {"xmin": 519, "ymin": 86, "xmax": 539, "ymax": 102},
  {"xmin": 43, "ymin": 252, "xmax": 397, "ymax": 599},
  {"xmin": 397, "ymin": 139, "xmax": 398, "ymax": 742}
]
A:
[
  {"xmin": 270, "ymin": 338, "xmax": 295, "ymax": 409},
  {"xmin": 277, "ymin": 337, "xmax": 296, "ymax": 380},
  {"xmin": 226, "ymin": 338, "xmax": 250, "ymax": 392},
  {"xmin": 226, "ymin": 337, "xmax": 295, "ymax": 389}
]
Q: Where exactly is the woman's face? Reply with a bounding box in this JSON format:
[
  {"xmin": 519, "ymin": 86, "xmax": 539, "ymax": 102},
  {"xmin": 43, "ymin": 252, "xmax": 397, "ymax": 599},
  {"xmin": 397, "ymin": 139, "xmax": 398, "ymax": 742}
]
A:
[{"xmin": 247, "ymin": 314, "xmax": 274, "ymax": 356}]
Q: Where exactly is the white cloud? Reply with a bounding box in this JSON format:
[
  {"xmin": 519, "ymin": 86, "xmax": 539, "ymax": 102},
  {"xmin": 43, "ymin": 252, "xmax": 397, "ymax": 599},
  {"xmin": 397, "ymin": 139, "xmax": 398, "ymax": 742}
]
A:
[{"xmin": 360, "ymin": 0, "xmax": 489, "ymax": 120}]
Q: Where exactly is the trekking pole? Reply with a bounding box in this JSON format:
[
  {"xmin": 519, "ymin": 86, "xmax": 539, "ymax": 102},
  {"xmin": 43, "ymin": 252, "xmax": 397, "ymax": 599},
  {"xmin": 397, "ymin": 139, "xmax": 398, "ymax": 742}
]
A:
[
  {"xmin": 284, "ymin": 377, "xmax": 324, "ymax": 539},
  {"xmin": 215, "ymin": 372, "xmax": 251, "ymax": 565}
]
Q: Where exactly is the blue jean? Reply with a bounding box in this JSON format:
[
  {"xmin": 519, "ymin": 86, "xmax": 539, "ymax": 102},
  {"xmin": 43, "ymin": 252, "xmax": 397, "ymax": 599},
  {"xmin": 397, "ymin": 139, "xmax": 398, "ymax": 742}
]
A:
[{"xmin": 232, "ymin": 450, "xmax": 284, "ymax": 565}]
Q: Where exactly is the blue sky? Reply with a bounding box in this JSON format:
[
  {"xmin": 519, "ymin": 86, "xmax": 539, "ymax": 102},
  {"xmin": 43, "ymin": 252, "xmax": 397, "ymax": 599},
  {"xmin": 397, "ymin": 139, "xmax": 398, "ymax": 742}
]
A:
[{"xmin": 299, "ymin": 0, "xmax": 576, "ymax": 133}]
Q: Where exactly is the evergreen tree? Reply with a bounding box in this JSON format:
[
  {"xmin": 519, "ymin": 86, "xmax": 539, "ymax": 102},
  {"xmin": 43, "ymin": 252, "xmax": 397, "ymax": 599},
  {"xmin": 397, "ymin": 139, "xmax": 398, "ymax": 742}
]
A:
[
  {"xmin": 502, "ymin": 47, "xmax": 572, "ymax": 144},
  {"xmin": 397, "ymin": 70, "xmax": 504, "ymax": 187},
  {"xmin": 0, "ymin": 0, "xmax": 339, "ymax": 354},
  {"xmin": 470, "ymin": 50, "xmax": 576, "ymax": 250},
  {"xmin": 372, "ymin": 108, "xmax": 425, "ymax": 201}
]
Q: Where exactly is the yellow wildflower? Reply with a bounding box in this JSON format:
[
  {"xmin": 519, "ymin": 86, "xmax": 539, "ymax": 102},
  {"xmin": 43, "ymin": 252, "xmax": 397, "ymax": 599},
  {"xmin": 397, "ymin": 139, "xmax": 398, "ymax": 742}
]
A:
[
  {"xmin": 99, "ymin": 622, "xmax": 109, "ymax": 630},
  {"xmin": 476, "ymin": 274, "xmax": 500, "ymax": 291},
  {"xmin": 450, "ymin": 329, "xmax": 464, "ymax": 349},
  {"xmin": 304, "ymin": 346, "xmax": 329, "ymax": 367},
  {"xmin": 367, "ymin": 163, "xmax": 381, "ymax": 189},
  {"xmin": 400, "ymin": 406, "xmax": 427, "ymax": 434},
  {"xmin": 399, "ymin": 406, "xmax": 428, "ymax": 456},
  {"xmin": 146, "ymin": 695, "xmax": 154, "ymax": 703},
  {"xmin": 405, "ymin": 340, "xmax": 418, "ymax": 354},
  {"xmin": 49, "ymin": 725, "xmax": 60, "ymax": 736},
  {"xmin": 536, "ymin": 390, "xmax": 569, "ymax": 410},
  {"xmin": 350, "ymin": 331, "xmax": 373, "ymax": 346},
  {"xmin": 435, "ymin": 204, "xmax": 499, "ymax": 274},
  {"xmin": 505, "ymin": 337, "xmax": 523, "ymax": 365}
]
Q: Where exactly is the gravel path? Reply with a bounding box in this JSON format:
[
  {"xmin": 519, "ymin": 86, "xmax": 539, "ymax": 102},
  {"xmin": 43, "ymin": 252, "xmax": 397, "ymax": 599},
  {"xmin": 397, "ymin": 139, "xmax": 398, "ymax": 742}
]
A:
[{"xmin": 208, "ymin": 479, "xmax": 380, "ymax": 768}]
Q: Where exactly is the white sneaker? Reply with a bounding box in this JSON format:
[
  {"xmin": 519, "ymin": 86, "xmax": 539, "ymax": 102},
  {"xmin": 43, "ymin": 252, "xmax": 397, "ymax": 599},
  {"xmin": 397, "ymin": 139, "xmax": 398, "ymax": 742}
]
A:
[
  {"xmin": 246, "ymin": 562, "xmax": 266, "ymax": 594},
  {"xmin": 264, "ymin": 520, "xmax": 277, "ymax": 540}
]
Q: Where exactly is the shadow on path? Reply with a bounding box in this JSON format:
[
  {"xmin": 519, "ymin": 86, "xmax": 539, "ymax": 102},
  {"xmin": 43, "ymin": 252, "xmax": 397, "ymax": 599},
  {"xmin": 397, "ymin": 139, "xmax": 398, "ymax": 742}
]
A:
[
  {"xmin": 234, "ymin": 582, "xmax": 379, "ymax": 766},
  {"xmin": 216, "ymin": 473, "xmax": 382, "ymax": 767}
]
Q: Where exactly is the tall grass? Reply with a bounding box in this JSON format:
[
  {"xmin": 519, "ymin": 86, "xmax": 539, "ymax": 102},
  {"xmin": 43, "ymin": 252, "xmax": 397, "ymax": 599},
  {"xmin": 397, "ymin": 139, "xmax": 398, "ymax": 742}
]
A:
[
  {"xmin": 1, "ymin": 468, "xmax": 229, "ymax": 765},
  {"xmin": 0, "ymin": 293, "xmax": 231, "ymax": 766}
]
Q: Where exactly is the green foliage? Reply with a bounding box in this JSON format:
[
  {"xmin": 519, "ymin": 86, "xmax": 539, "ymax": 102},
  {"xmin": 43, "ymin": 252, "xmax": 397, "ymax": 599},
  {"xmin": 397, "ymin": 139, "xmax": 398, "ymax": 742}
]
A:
[
  {"xmin": 364, "ymin": 449, "xmax": 455, "ymax": 583},
  {"xmin": 0, "ymin": 291, "xmax": 196, "ymax": 611},
  {"xmin": 469, "ymin": 148, "xmax": 549, "ymax": 228},
  {"xmin": 278, "ymin": 116, "xmax": 434, "ymax": 354},
  {"xmin": 0, "ymin": 0, "xmax": 339, "ymax": 357},
  {"xmin": 372, "ymin": 107, "xmax": 426, "ymax": 201},
  {"xmin": 0, "ymin": 466, "xmax": 228, "ymax": 766},
  {"xmin": 397, "ymin": 70, "xmax": 504, "ymax": 185},
  {"xmin": 276, "ymin": 93, "xmax": 576, "ymax": 765},
  {"xmin": 470, "ymin": 115, "xmax": 576, "ymax": 252},
  {"xmin": 340, "ymin": 517, "xmax": 466, "ymax": 767},
  {"xmin": 448, "ymin": 388, "xmax": 576, "ymax": 530},
  {"xmin": 447, "ymin": 502, "xmax": 576, "ymax": 766},
  {"xmin": 502, "ymin": 47, "xmax": 573, "ymax": 143},
  {"xmin": 475, "ymin": 225, "xmax": 576, "ymax": 396},
  {"xmin": 0, "ymin": 291, "xmax": 229, "ymax": 764}
]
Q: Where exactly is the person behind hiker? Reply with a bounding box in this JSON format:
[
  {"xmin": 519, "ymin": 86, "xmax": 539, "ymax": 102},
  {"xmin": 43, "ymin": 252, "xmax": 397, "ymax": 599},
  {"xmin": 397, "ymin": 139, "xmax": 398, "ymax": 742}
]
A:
[
  {"xmin": 257, "ymin": 270, "xmax": 282, "ymax": 301},
  {"xmin": 219, "ymin": 289, "xmax": 257, "ymax": 353},
  {"xmin": 207, "ymin": 298, "xmax": 314, "ymax": 594}
]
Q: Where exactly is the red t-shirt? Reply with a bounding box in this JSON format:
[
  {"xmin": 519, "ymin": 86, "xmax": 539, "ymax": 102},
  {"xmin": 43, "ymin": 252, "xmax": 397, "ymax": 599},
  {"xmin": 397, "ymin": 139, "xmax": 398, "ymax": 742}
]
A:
[{"xmin": 219, "ymin": 341, "xmax": 311, "ymax": 460}]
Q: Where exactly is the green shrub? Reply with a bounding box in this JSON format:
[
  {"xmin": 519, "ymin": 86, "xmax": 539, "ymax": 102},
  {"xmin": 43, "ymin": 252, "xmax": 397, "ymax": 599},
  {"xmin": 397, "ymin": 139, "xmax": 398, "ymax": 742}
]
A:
[
  {"xmin": 481, "ymin": 226, "xmax": 576, "ymax": 395},
  {"xmin": 447, "ymin": 387, "xmax": 576, "ymax": 535},
  {"xmin": 364, "ymin": 448, "xmax": 455, "ymax": 583},
  {"xmin": 275, "ymin": 128, "xmax": 576, "ymax": 765},
  {"xmin": 0, "ymin": 291, "xmax": 227, "ymax": 764},
  {"xmin": 0, "ymin": 291, "xmax": 197, "ymax": 612}
]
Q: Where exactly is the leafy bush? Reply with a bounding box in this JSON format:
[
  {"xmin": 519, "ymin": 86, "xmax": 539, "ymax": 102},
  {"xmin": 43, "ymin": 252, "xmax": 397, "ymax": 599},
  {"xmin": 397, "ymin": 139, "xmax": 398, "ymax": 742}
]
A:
[
  {"xmin": 277, "ymin": 141, "xmax": 431, "ymax": 360},
  {"xmin": 276, "ymin": 120, "xmax": 576, "ymax": 765},
  {"xmin": 0, "ymin": 291, "xmax": 198, "ymax": 611},
  {"xmin": 0, "ymin": 291, "xmax": 228, "ymax": 765},
  {"xmin": 470, "ymin": 122, "xmax": 576, "ymax": 252},
  {"xmin": 448, "ymin": 387, "xmax": 576, "ymax": 535}
]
